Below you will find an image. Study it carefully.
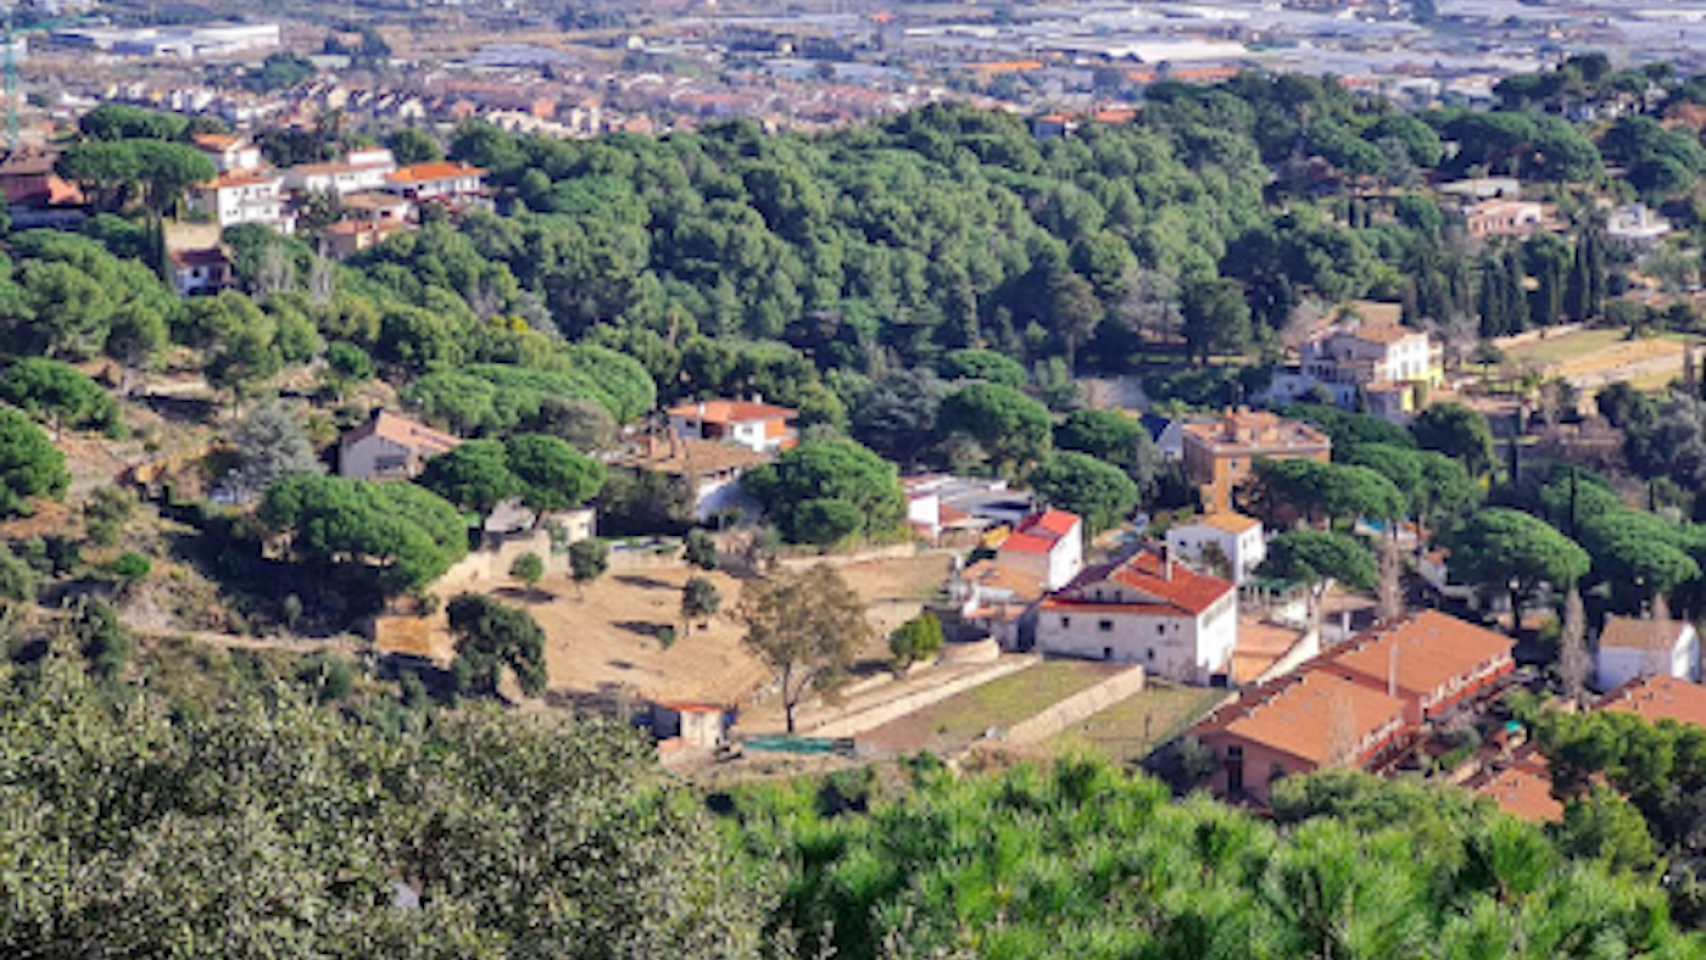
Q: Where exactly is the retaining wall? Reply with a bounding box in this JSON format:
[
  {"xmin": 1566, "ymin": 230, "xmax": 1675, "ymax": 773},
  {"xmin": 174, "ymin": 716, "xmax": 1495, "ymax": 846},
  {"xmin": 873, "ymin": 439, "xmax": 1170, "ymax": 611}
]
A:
[
  {"xmin": 1004, "ymin": 665, "xmax": 1149, "ymax": 745},
  {"xmin": 808, "ymin": 655, "xmax": 1038, "ymax": 738}
]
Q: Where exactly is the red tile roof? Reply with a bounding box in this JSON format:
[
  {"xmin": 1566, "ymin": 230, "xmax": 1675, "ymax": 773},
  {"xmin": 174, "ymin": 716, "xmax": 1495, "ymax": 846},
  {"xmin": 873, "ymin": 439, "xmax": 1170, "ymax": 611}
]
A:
[
  {"xmin": 1100, "ymin": 549, "xmax": 1235, "ymax": 616},
  {"xmin": 999, "ymin": 532, "xmax": 1056, "ymax": 556},
  {"xmin": 665, "ymin": 399, "xmax": 797, "ymax": 424},
  {"xmin": 1022, "ymin": 507, "xmax": 1080, "ymax": 538},
  {"xmin": 193, "ymin": 133, "xmax": 245, "ymax": 151},
  {"xmin": 1475, "ymin": 751, "xmax": 1563, "ymax": 822}
]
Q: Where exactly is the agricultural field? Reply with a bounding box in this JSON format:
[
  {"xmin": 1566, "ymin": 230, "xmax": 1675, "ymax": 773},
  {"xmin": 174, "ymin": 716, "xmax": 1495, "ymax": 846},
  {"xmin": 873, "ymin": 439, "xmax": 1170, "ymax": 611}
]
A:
[
  {"xmin": 1044, "ymin": 682, "xmax": 1228, "ymax": 764},
  {"xmin": 859, "ymin": 659, "xmax": 1126, "ymax": 755}
]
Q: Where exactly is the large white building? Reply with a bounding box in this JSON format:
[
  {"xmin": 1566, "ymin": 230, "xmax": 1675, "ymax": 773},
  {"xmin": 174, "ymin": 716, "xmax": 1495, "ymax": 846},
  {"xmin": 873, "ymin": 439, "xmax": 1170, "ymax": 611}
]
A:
[
  {"xmin": 285, "ymin": 148, "xmax": 398, "ymax": 197},
  {"xmin": 187, "ymin": 170, "xmax": 294, "ymax": 234},
  {"xmin": 1166, "ymin": 512, "xmax": 1265, "ymax": 585},
  {"xmin": 1595, "ymin": 617, "xmax": 1701, "ymax": 693},
  {"xmin": 54, "ymin": 23, "xmax": 281, "ymax": 59},
  {"xmin": 1036, "ymin": 549, "xmax": 1237, "ymax": 684}
]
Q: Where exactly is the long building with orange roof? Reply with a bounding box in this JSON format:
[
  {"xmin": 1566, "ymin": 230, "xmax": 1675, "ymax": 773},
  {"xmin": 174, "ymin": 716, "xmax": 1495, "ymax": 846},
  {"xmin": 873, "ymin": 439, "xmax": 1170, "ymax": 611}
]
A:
[
  {"xmin": 1312, "ymin": 610, "xmax": 1516, "ymax": 725},
  {"xmin": 1191, "ymin": 669, "xmax": 1407, "ymax": 804}
]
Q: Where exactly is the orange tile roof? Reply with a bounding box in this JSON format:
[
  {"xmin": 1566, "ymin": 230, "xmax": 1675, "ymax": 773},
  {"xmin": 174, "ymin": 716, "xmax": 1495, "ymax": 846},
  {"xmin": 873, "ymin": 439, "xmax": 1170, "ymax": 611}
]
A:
[
  {"xmin": 1181, "ymin": 409, "xmax": 1332, "ymax": 453},
  {"xmin": 1184, "ymin": 512, "xmax": 1261, "ymax": 534},
  {"xmin": 1100, "ymin": 549, "xmax": 1234, "ymax": 616},
  {"xmin": 1475, "ymin": 753, "xmax": 1563, "ymax": 822},
  {"xmin": 1600, "ymin": 674, "xmax": 1706, "ymax": 729},
  {"xmin": 1599, "ymin": 617, "xmax": 1692, "ymax": 653},
  {"xmin": 192, "ymin": 133, "xmax": 245, "ymax": 151},
  {"xmin": 1193, "ymin": 669, "xmax": 1407, "ymax": 767},
  {"xmin": 385, "ymin": 161, "xmax": 487, "ymax": 184},
  {"xmin": 665, "ymin": 399, "xmax": 797, "ymax": 424},
  {"xmin": 1317, "ymin": 611, "xmax": 1514, "ymax": 702},
  {"xmin": 1349, "ymin": 324, "xmax": 1423, "ymax": 345},
  {"xmin": 202, "ymin": 170, "xmax": 279, "ymax": 189},
  {"xmin": 342, "ymin": 409, "xmax": 461, "ymax": 456},
  {"xmin": 962, "ymin": 558, "xmax": 1044, "ymax": 599}
]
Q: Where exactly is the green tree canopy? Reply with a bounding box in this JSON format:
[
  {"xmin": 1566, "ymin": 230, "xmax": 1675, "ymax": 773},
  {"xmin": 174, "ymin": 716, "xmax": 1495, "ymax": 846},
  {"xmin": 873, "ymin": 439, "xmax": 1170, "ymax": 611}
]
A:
[
  {"xmin": 447, "ymin": 592, "xmax": 548, "ymax": 696},
  {"xmin": 0, "ymin": 358, "xmax": 119, "ymax": 437},
  {"xmin": 1448, "ymin": 507, "xmax": 1589, "ymax": 634},
  {"xmin": 1027, "ymin": 451, "xmax": 1140, "ymax": 534},
  {"xmin": 0, "ymin": 407, "xmax": 68, "ymax": 518},
  {"xmin": 939, "ymin": 382, "xmax": 1053, "ymax": 475},
  {"xmin": 1412, "ymin": 402, "xmax": 1496, "ymax": 478},
  {"xmin": 744, "ymin": 439, "xmax": 905, "ymax": 544}
]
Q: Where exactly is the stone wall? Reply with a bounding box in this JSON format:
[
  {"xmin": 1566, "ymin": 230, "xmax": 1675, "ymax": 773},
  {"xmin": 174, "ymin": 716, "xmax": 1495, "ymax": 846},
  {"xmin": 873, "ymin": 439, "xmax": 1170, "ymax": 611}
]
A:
[{"xmin": 1004, "ymin": 665, "xmax": 1149, "ymax": 745}]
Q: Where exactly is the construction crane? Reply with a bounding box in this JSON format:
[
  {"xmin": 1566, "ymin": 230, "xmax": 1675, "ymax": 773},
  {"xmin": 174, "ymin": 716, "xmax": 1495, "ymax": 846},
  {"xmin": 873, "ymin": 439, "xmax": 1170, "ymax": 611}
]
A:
[{"xmin": 4, "ymin": 7, "xmax": 99, "ymax": 151}]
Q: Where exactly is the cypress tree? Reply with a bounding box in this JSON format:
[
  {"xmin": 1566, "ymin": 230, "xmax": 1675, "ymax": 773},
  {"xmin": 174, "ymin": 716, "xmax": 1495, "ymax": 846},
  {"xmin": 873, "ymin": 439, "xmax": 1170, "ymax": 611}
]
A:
[
  {"xmin": 1502, "ymin": 247, "xmax": 1527, "ymax": 332},
  {"xmin": 1479, "ymin": 255, "xmax": 1507, "ymax": 337}
]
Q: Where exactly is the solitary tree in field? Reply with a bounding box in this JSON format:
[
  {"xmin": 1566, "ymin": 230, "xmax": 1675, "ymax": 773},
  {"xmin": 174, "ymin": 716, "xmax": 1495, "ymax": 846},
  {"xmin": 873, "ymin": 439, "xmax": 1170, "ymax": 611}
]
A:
[
  {"xmin": 568, "ymin": 539, "xmax": 608, "ymax": 599},
  {"xmin": 446, "ymin": 592, "xmax": 547, "ymax": 697},
  {"xmin": 681, "ymin": 576, "xmax": 721, "ymax": 634},
  {"xmin": 510, "ymin": 552, "xmax": 544, "ymax": 598},
  {"xmin": 738, "ymin": 564, "xmax": 871, "ymax": 733}
]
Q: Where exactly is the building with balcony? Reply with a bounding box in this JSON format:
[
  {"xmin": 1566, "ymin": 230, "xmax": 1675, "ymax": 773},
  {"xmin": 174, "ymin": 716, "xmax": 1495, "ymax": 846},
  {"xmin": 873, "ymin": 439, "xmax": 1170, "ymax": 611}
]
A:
[{"xmin": 666, "ymin": 398, "xmax": 797, "ymax": 454}]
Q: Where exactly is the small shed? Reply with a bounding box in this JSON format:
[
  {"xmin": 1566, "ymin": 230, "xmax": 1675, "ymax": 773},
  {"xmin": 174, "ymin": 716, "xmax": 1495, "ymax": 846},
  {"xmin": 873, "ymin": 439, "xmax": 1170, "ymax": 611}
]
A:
[{"xmin": 652, "ymin": 701, "xmax": 734, "ymax": 749}]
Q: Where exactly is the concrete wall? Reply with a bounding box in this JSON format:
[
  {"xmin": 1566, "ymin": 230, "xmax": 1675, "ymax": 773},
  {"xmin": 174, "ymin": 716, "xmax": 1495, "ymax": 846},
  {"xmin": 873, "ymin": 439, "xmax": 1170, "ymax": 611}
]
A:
[
  {"xmin": 438, "ymin": 529, "xmax": 556, "ymax": 588},
  {"xmin": 808, "ymin": 656, "xmax": 1037, "ymax": 738},
  {"xmin": 1005, "ymin": 665, "xmax": 1148, "ymax": 745}
]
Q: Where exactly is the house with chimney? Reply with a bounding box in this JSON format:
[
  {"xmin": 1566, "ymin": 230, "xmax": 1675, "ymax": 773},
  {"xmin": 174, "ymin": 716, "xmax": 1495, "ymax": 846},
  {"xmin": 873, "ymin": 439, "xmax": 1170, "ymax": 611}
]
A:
[
  {"xmin": 1034, "ymin": 548, "xmax": 1237, "ymax": 684},
  {"xmin": 1310, "ymin": 610, "xmax": 1516, "ymax": 726},
  {"xmin": 666, "ymin": 397, "xmax": 798, "ymax": 454},
  {"xmin": 1182, "ymin": 408, "xmax": 1332, "ymax": 513},
  {"xmin": 339, "ymin": 409, "xmax": 462, "ymax": 481}
]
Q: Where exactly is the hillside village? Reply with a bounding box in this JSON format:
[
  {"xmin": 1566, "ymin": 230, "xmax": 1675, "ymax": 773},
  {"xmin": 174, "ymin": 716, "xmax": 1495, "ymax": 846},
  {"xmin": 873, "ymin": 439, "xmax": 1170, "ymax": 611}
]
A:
[{"xmin": 12, "ymin": 31, "xmax": 1706, "ymax": 951}]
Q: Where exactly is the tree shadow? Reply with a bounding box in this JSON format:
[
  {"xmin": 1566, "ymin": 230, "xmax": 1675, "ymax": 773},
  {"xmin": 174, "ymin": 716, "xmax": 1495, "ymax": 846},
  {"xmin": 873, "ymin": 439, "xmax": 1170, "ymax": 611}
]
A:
[
  {"xmin": 493, "ymin": 586, "xmax": 557, "ymax": 603},
  {"xmin": 141, "ymin": 394, "xmax": 222, "ymax": 425},
  {"xmin": 612, "ymin": 620, "xmax": 671, "ymax": 640},
  {"xmin": 615, "ymin": 574, "xmax": 675, "ymax": 591}
]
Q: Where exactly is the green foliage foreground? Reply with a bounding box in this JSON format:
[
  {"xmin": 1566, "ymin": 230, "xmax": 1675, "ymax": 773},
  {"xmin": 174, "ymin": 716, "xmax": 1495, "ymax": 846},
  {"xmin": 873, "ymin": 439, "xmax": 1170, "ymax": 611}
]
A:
[
  {"xmin": 0, "ymin": 654, "xmax": 759, "ymax": 959},
  {"xmin": 725, "ymin": 760, "xmax": 1699, "ymax": 960},
  {"xmin": 0, "ymin": 654, "xmax": 1696, "ymax": 960}
]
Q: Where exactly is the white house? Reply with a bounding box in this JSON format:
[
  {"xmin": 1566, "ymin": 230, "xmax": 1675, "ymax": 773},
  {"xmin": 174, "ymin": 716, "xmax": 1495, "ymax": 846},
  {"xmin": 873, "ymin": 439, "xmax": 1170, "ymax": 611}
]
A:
[
  {"xmin": 1166, "ymin": 512, "xmax": 1265, "ymax": 585},
  {"xmin": 285, "ymin": 148, "xmax": 398, "ymax": 197},
  {"xmin": 997, "ymin": 508, "xmax": 1084, "ymax": 592},
  {"xmin": 1595, "ymin": 617, "xmax": 1701, "ymax": 693},
  {"xmin": 1035, "ymin": 548, "xmax": 1238, "ymax": 684},
  {"xmin": 666, "ymin": 398, "xmax": 797, "ymax": 454},
  {"xmin": 169, "ymin": 246, "xmax": 233, "ymax": 297},
  {"xmin": 191, "ymin": 133, "xmax": 262, "ymax": 173},
  {"xmin": 188, "ymin": 170, "xmax": 294, "ymax": 234},
  {"xmin": 339, "ymin": 409, "xmax": 461, "ymax": 481},
  {"xmin": 1606, "ymin": 203, "xmax": 1673, "ymax": 250},
  {"xmin": 382, "ymin": 161, "xmax": 488, "ymax": 204}
]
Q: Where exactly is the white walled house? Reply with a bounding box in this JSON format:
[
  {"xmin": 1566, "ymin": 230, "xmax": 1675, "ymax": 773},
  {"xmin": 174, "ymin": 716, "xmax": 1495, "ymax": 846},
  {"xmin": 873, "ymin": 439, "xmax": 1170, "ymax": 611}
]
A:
[
  {"xmin": 1036, "ymin": 549, "xmax": 1238, "ymax": 684},
  {"xmin": 191, "ymin": 134, "xmax": 262, "ymax": 173},
  {"xmin": 997, "ymin": 509, "xmax": 1084, "ymax": 592},
  {"xmin": 1595, "ymin": 618, "xmax": 1701, "ymax": 692},
  {"xmin": 666, "ymin": 398, "xmax": 798, "ymax": 454},
  {"xmin": 383, "ymin": 161, "xmax": 488, "ymax": 204},
  {"xmin": 1166, "ymin": 513, "xmax": 1265, "ymax": 585},
  {"xmin": 613, "ymin": 434, "xmax": 770, "ymax": 523},
  {"xmin": 339, "ymin": 409, "xmax": 461, "ymax": 481},
  {"xmin": 188, "ymin": 170, "xmax": 294, "ymax": 234},
  {"xmin": 285, "ymin": 148, "xmax": 398, "ymax": 197}
]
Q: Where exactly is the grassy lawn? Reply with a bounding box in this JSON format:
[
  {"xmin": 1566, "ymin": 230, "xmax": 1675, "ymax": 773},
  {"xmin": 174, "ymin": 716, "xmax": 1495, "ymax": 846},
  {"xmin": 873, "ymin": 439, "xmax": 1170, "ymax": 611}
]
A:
[
  {"xmin": 862, "ymin": 660, "xmax": 1123, "ymax": 753},
  {"xmin": 1045, "ymin": 683, "xmax": 1228, "ymax": 764}
]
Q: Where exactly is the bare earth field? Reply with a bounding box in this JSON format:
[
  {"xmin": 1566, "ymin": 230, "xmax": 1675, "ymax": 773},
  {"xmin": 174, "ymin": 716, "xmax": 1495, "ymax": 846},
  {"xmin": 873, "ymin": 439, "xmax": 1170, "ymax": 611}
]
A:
[{"xmin": 453, "ymin": 553, "xmax": 957, "ymax": 705}]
